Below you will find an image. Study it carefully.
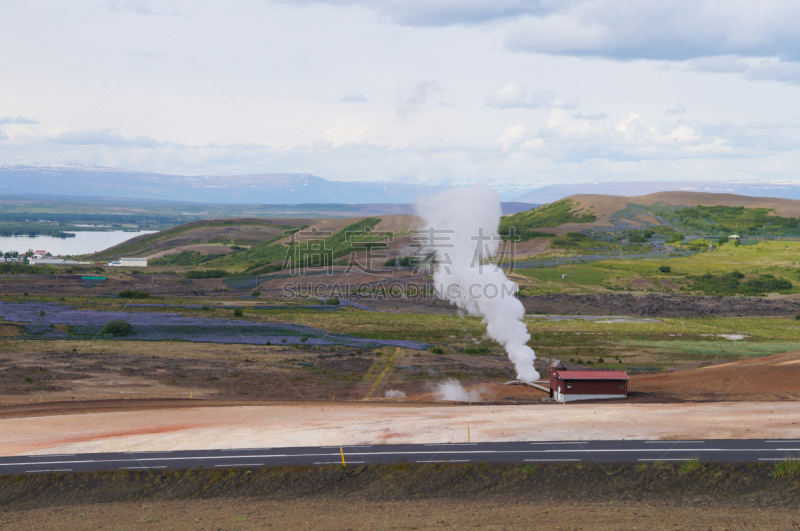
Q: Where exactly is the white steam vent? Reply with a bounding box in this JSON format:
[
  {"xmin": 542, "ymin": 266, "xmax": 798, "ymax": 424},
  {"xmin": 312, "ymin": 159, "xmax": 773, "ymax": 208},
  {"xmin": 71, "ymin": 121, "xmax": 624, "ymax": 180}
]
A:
[{"xmin": 417, "ymin": 186, "xmax": 540, "ymax": 382}]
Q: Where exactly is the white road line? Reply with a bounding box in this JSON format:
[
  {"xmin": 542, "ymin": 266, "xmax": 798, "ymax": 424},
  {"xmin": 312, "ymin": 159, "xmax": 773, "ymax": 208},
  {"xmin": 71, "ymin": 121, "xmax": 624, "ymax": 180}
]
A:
[
  {"xmin": 530, "ymin": 442, "xmax": 585, "ymax": 445},
  {"xmin": 121, "ymin": 466, "xmax": 167, "ymax": 469},
  {"xmin": 766, "ymin": 440, "xmax": 800, "ymax": 443},
  {"xmin": 524, "ymin": 459, "xmax": 581, "ymax": 462},
  {"xmin": 221, "ymin": 448, "xmax": 271, "ymax": 452},
  {"xmin": 20, "ymin": 454, "xmax": 76, "ymax": 457},
  {"xmin": 424, "ymin": 443, "xmax": 478, "ymax": 446},
  {"xmin": 758, "ymin": 458, "xmax": 799, "ymax": 461},
  {"xmin": 25, "ymin": 469, "xmax": 72, "ymax": 472},
  {"xmin": 213, "ymin": 464, "xmax": 263, "ymax": 467},
  {"xmin": 638, "ymin": 459, "xmax": 697, "ymax": 461},
  {"xmin": 644, "ymin": 441, "xmax": 703, "ymax": 444},
  {"xmin": 312, "ymin": 461, "xmax": 365, "ymax": 465},
  {"xmin": 416, "ymin": 460, "xmax": 470, "ymax": 463},
  {"xmin": 124, "ymin": 451, "xmax": 173, "ymax": 454}
]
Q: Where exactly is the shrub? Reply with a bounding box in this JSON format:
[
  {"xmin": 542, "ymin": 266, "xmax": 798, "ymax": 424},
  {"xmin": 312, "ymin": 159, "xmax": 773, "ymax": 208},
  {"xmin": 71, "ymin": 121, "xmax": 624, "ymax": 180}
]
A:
[
  {"xmin": 325, "ymin": 297, "xmax": 340, "ymax": 305},
  {"xmin": 384, "ymin": 256, "xmax": 415, "ymax": 267},
  {"xmin": 232, "ymin": 308, "xmax": 243, "ymax": 317},
  {"xmin": 772, "ymin": 458, "xmax": 800, "ymax": 478},
  {"xmin": 117, "ymin": 289, "xmax": 150, "ymax": 299},
  {"xmin": 101, "ymin": 319, "xmax": 132, "ymax": 337},
  {"xmin": 430, "ymin": 347, "xmax": 444, "ymax": 354},
  {"xmin": 658, "ymin": 265, "xmax": 671, "ymax": 273},
  {"xmin": 39, "ymin": 310, "xmax": 45, "ymax": 317},
  {"xmin": 598, "ymin": 357, "xmax": 604, "ymax": 363},
  {"xmin": 679, "ymin": 457, "xmax": 701, "ymax": 475},
  {"xmin": 185, "ymin": 269, "xmax": 228, "ymax": 280},
  {"xmin": 251, "ymin": 290, "xmax": 261, "ymax": 297}
]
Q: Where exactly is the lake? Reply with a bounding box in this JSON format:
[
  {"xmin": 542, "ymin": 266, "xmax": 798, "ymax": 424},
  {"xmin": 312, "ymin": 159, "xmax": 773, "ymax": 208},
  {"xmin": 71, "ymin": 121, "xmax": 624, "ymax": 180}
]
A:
[{"xmin": 0, "ymin": 231, "xmax": 156, "ymax": 256}]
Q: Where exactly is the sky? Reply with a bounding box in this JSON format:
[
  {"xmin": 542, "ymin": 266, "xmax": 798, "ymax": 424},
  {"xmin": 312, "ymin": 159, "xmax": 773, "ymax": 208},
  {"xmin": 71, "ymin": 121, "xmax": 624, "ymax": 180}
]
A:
[{"xmin": 1, "ymin": 0, "xmax": 800, "ymax": 189}]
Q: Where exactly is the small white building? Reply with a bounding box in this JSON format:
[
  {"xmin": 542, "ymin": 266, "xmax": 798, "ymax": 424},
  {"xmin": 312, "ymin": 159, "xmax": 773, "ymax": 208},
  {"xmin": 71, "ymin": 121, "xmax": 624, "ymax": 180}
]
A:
[
  {"xmin": 29, "ymin": 258, "xmax": 90, "ymax": 265},
  {"xmin": 109, "ymin": 257, "xmax": 148, "ymax": 267},
  {"xmin": 729, "ymin": 234, "xmax": 740, "ymax": 240}
]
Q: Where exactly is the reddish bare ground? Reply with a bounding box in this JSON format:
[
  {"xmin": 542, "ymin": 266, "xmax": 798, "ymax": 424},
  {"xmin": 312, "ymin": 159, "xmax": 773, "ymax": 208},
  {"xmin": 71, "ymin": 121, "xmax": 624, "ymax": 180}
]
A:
[
  {"xmin": 631, "ymin": 350, "xmax": 800, "ymax": 401},
  {"xmin": 1, "ymin": 401, "xmax": 798, "ymax": 456}
]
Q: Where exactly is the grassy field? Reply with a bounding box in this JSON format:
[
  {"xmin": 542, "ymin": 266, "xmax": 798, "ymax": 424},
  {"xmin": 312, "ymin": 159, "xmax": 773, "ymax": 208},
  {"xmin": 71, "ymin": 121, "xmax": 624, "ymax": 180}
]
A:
[
  {"xmin": 10, "ymin": 293, "xmax": 800, "ymax": 371},
  {"xmin": 515, "ymin": 240, "xmax": 800, "ymax": 295}
]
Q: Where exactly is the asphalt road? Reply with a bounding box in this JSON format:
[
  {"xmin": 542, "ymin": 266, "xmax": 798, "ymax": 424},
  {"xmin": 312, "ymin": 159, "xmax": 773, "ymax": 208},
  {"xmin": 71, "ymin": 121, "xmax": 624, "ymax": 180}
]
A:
[{"xmin": 2, "ymin": 439, "xmax": 799, "ymax": 474}]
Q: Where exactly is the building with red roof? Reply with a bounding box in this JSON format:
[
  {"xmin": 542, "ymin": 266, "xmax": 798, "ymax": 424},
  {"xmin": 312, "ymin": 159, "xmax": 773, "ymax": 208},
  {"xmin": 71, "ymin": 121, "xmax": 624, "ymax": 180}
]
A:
[{"xmin": 549, "ymin": 364, "xmax": 629, "ymax": 402}]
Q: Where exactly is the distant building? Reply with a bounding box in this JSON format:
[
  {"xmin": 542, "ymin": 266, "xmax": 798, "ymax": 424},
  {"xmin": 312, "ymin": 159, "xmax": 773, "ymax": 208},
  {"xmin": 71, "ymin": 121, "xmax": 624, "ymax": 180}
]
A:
[
  {"xmin": 729, "ymin": 234, "xmax": 740, "ymax": 240},
  {"xmin": 29, "ymin": 258, "xmax": 89, "ymax": 265},
  {"xmin": 550, "ymin": 366, "xmax": 629, "ymax": 402},
  {"xmin": 108, "ymin": 257, "xmax": 147, "ymax": 267}
]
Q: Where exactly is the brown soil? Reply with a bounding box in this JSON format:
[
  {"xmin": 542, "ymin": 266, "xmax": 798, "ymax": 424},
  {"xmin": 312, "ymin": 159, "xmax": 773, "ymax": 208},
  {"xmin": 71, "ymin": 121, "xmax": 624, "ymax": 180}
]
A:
[
  {"xmin": 632, "ymin": 350, "xmax": 800, "ymax": 401},
  {"xmin": 0, "ymin": 464, "xmax": 798, "ymax": 529},
  {"xmin": 521, "ymin": 293, "xmax": 800, "ymax": 317},
  {"xmin": 2, "ymin": 491, "xmax": 797, "ymax": 530},
  {"xmin": 0, "ymin": 340, "xmax": 526, "ymax": 407}
]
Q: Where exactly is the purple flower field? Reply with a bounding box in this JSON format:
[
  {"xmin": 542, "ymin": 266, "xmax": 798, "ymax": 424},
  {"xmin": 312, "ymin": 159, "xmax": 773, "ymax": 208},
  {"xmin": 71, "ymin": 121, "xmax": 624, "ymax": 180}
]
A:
[{"xmin": 0, "ymin": 301, "xmax": 429, "ymax": 350}]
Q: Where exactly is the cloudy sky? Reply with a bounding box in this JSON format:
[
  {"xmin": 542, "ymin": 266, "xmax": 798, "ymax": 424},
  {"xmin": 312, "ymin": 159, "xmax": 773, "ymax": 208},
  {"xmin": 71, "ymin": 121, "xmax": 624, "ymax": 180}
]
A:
[{"xmin": 1, "ymin": 0, "xmax": 800, "ymax": 189}]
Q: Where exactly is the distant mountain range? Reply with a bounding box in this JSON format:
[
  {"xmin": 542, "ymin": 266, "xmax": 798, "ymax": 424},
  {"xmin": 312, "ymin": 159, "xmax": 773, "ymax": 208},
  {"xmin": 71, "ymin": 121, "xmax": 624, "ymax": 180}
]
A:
[
  {"xmin": 0, "ymin": 164, "xmax": 447, "ymax": 205},
  {"xmin": 4, "ymin": 164, "xmax": 800, "ymax": 207}
]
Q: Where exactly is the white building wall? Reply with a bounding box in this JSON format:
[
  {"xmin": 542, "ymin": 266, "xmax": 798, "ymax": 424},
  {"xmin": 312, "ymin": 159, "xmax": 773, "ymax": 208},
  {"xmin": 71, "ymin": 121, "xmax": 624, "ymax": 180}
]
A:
[{"xmin": 555, "ymin": 393, "xmax": 626, "ymax": 403}]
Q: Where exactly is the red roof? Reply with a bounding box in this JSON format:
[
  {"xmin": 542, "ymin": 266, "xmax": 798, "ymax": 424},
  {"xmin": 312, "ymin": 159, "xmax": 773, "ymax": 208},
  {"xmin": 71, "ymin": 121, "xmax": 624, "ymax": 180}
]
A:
[{"xmin": 554, "ymin": 370, "xmax": 629, "ymax": 381}]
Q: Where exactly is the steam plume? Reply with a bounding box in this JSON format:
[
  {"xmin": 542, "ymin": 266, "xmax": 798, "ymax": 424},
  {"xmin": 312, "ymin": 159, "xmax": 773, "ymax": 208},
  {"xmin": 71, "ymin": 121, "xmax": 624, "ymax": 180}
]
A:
[
  {"xmin": 434, "ymin": 379, "xmax": 483, "ymax": 402},
  {"xmin": 417, "ymin": 186, "xmax": 540, "ymax": 382}
]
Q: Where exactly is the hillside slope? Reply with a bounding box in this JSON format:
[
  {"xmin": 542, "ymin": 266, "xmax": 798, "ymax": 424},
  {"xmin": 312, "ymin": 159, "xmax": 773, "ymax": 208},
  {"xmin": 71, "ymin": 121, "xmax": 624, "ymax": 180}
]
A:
[
  {"xmin": 87, "ymin": 218, "xmax": 312, "ymax": 260},
  {"xmin": 567, "ymin": 191, "xmax": 800, "ymax": 220}
]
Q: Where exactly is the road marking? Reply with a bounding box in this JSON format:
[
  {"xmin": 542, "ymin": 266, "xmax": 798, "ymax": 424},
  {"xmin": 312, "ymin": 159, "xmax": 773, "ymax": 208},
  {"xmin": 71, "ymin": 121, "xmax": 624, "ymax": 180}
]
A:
[
  {"xmin": 313, "ymin": 461, "xmax": 365, "ymax": 465},
  {"xmin": 20, "ymin": 454, "xmax": 76, "ymax": 457},
  {"xmin": 638, "ymin": 458, "xmax": 697, "ymax": 461},
  {"xmin": 758, "ymin": 458, "xmax": 799, "ymax": 461},
  {"xmin": 121, "ymin": 466, "xmax": 167, "ymax": 469},
  {"xmin": 214, "ymin": 464, "xmax": 264, "ymax": 467},
  {"xmin": 221, "ymin": 448, "xmax": 271, "ymax": 452},
  {"xmin": 25, "ymin": 469, "xmax": 72, "ymax": 472},
  {"xmin": 644, "ymin": 441, "xmax": 703, "ymax": 444},
  {"xmin": 424, "ymin": 443, "xmax": 478, "ymax": 446},
  {"xmin": 125, "ymin": 451, "xmax": 173, "ymax": 454},
  {"xmin": 416, "ymin": 460, "xmax": 470, "ymax": 463},
  {"xmin": 530, "ymin": 442, "xmax": 585, "ymax": 445},
  {"xmin": 524, "ymin": 459, "xmax": 581, "ymax": 462},
  {"xmin": 766, "ymin": 440, "xmax": 800, "ymax": 443}
]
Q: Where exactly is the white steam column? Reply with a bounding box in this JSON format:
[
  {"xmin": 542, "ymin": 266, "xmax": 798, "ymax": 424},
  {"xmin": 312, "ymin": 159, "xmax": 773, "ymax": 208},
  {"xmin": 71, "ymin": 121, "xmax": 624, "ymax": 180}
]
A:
[{"xmin": 417, "ymin": 186, "xmax": 540, "ymax": 382}]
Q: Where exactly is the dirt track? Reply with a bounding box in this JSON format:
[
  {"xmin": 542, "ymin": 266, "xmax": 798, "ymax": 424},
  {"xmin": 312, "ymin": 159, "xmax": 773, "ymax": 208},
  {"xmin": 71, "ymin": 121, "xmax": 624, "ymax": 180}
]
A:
[{"xmin": 522, "ymin": 292, "xmax": 800, "ymax": 317}]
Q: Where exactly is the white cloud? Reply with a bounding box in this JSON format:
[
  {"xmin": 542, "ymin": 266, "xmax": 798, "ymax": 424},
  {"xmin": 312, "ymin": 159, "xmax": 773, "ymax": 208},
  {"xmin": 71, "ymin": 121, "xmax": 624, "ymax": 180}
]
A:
[
  {"xmin": 340, "ymin": 90, "xmax": 369, "ymax": 102},
  {"xmin": 397, "ymin": 80, "xmax": 441, "ymax": 119},
  {"xmin": 0, "ymin": 116, "xmax": 39, "ymax": 125},
  {"xmin": 499, "ymin": 124, "xmax": 525, "ymax": 151},
  {"xmin": 486, "ymin": 83, "xmax": 553, "ymax": 109},
  {"xmin": 573, "ymin": 112, "xmax": 607, "ymax": 120},
  {"xmin": 1, "ymin": 0, "xmax": 799, "ymax": 188}
]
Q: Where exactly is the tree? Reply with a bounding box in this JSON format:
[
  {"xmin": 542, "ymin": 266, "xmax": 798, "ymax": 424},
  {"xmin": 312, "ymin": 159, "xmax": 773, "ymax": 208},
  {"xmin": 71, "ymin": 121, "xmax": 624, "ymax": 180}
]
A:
[{"xmin": 101, "ymin": 319, "xmax": 132, "ymax": 337}]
